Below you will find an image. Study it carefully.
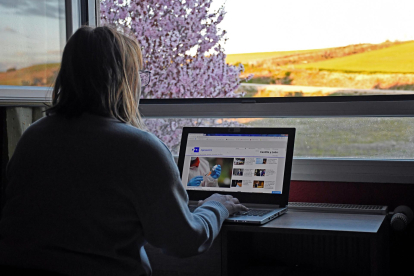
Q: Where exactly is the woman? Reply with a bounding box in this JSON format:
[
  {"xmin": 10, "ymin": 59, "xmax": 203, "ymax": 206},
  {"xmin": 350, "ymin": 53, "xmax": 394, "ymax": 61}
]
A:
[{"xmin": 0, "ymin": 26, "xmax": 247, "ymax": 275}]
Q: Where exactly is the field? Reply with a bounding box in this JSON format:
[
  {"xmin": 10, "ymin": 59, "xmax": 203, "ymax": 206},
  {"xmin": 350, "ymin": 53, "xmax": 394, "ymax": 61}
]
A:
[
  {"xmin": 0, "ymin": 63, "xmax": 60, "ymax": 86},
  {"xmin": 4, "ymin": 40, "xmax": 413, "ymax": 92},
  {"xmin": 155, "ymin": 117, "xmax": 414, "ymax": 159},
  {"xmin": 241, "ymin": 117, "xmax": 414, "ymax": 158},
  {"xmin": 226, "ymin": 49, "xmax": 321, "ymax": 65},
  {"xmin": 296, "ymin": 41, "xmax": 414, "ymax": 73},
  {"xmin": 227, "ymin": 40, "xmax": 414, "ymax": 95}
]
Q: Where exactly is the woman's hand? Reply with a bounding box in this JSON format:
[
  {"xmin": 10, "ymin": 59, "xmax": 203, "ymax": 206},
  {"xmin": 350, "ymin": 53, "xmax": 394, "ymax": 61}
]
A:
[
  {"xmin": 187, "ymin": 176, "xmax": 203, "ymax": 186},
  {"xmin": 198, "ymin": 193, "xmax": 248, "ymax": 215}
]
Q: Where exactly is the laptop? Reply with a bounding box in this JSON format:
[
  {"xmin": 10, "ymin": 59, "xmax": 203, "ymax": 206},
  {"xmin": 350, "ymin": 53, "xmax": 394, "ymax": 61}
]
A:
[{"xmin": 178, "ymin": 127, "xmax": 296, "ymax": 225}]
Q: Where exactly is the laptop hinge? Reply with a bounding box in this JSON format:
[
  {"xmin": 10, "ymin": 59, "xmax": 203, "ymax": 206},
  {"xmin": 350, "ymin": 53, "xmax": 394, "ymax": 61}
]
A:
[
  {"xmin": 242, "ymin": 203, "xmax": 280, "ymax": 209},
  {"xmin": 189, "ymin": 201, "xmax": 281, "ymax": 209}
]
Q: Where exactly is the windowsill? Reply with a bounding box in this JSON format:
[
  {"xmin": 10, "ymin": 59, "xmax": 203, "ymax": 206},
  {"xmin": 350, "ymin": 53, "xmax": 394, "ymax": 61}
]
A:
[{"xmin": 0, "ymin": 85, "xmax": 52, "ymax": 106}]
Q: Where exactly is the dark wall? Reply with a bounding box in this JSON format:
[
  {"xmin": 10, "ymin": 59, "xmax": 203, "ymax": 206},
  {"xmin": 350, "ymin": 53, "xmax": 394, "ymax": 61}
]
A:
[{"xmin": 290, "ymin": 180, "xmax": 414, "ymax": 276}]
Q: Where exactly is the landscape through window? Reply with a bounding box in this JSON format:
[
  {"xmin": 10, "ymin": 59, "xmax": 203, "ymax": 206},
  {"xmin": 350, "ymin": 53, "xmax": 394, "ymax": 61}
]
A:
[
  {"xmin": 96, "ymin": 0, "xmax": 414, "ymax": 99},
  {"xmin": 0, "ymin": 0, "xmax": 66, "ymax": 87},
  {"xmin": 4, "ymin": 0, "xmax": 412, "ymax": 98},
  {"xmin": 96, "ymin": 0, "xmax": 414, "ymax": 159},
  {"xmin": 220, "ymin": 0, "xmax": 414, "ymax": 98},
  {"xmin": 2, "ymin": 1, "xmax": 414, "ymax": 160}
]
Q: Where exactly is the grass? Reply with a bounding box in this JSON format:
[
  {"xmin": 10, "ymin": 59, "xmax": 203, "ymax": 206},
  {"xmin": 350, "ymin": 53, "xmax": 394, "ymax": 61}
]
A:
[
  {"xmin": 158, "ymin": 117, "xmax": 414, "ymax": 159},
  {"xmin": 226, "ymin": 49, "xmax": 322, "ymax": 65},
  {"xmin": 296, "ymin": 41, "xmax": 414, "ymax": 73},
  {"xmin": 0, "ymin": 63, "xmax": 60, "ymax": 86},
  {"xmin": 227, "ymin": 41, "xmax": 404, "ymax": 68},
  {"xmin": 241, "ymin": 117, "xmax": 414, "ymax": 158}
]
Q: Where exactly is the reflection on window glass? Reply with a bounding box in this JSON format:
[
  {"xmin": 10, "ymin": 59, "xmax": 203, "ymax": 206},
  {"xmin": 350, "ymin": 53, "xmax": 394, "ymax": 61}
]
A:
[
  {"xmin": 144, "ymin": 117, "xmax": 414, "ymax": 159},
  {"xmin": 143, "ymin": 118, "xmax": 245, "ymax": 154},
  {"xmin": 101, "ymin": 0, "xmax": 414, "ymax": 98},
  {"xmin": 0, "ymin": 0, "xmax": 65, "ymax": 87}
]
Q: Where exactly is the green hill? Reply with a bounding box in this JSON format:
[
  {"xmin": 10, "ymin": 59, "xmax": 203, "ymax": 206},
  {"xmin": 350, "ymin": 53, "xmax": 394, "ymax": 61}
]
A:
[
  {"xmin": 226, "ymin": 49, "xmax": 320, "ymax": 65},
  {"xmin": 296, "ymin": 41, "xmax": 414, "ymax": 73}
]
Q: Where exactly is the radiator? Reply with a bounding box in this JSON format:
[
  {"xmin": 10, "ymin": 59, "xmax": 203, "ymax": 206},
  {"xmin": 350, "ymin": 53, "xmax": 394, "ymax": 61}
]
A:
[{"xmin": 252, "ymin": 233, "xmax": 372, "ymax": 275}]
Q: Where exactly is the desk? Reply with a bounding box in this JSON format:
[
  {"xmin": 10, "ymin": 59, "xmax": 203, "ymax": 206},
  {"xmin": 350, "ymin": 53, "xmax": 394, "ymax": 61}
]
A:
[{"xmin": 145, "ymin": 210, "xmax": 389, "ymax": 276}]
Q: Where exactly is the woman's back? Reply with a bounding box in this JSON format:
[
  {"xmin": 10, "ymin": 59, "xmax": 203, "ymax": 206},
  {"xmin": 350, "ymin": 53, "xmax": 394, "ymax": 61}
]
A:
[
  {"xmin": 0, "ymin": 26, "xmax": 245, "ymax": 275},
  {"xmin": 0, "ymin": 113, "xmax": 163, "ymax": 275}
]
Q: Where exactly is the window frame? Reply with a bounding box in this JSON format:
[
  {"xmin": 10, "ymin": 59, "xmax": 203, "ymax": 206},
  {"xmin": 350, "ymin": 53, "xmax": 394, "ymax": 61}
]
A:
[
  {"xmin": 1, "ymin": 1, "xmax": 414, "ymax": 184},
  {"xmin": 0, "ymin": 0, "xmax": 96, "ymax": 101},
  {"xmin": 65, "ymin": 0, "xmax": 81, "ymax": 41}
]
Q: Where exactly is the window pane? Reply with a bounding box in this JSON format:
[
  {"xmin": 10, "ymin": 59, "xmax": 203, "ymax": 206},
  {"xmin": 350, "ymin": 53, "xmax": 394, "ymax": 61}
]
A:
[
  {"xmin": 144, "ymin": 117, "xmax": 414, "ymax": 159},
  {"xmin": 101, "ymin": 0, "xmax": 414, "ymax": 99},
  {"xmin": 0, "ymin": 0, "xmax": 66, "ymax": 87}
]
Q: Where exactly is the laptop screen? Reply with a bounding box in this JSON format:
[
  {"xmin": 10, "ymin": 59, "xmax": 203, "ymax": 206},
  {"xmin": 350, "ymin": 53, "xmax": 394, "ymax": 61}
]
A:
[{"xmin": 181, "ymin": 133, "xmax": 289, "ymax": 195}]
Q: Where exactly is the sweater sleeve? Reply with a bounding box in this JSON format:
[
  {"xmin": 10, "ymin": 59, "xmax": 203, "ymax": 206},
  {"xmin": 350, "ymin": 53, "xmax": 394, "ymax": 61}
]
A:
[{"xmin": 131, "ymin": 134, "xmax": 229, "ymax": 258}]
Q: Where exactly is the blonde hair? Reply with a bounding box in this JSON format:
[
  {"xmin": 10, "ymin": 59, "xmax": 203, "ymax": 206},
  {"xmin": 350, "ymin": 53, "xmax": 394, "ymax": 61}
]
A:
[{"xmin": 46, "ymin": 26, "xmax": 145, "ymax": 129}]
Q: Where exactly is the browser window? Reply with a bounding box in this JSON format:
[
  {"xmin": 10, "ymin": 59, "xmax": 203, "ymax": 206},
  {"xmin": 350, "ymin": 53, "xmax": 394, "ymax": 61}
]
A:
[{"xmin": 182, "ymin": 133, "xmax": 288, "ymax": 194}]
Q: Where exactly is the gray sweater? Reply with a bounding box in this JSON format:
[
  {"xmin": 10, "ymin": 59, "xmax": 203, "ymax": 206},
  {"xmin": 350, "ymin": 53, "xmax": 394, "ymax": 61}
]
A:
[{"xmin": 0, "ymin": 113, "xmax": 229, "ymax": 275}]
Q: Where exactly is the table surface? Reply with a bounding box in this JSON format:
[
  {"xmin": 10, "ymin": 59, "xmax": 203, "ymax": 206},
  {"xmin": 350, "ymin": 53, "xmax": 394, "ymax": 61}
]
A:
[{"xmin": 224, "ymin": 210, "xmax": 387, "ymax": 234}]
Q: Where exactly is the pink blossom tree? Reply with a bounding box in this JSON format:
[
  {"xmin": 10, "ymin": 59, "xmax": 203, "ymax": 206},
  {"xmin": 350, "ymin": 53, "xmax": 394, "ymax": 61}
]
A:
[{"xmin": 100, "ymin": 0, "xmax": 251, "ymax": 153}]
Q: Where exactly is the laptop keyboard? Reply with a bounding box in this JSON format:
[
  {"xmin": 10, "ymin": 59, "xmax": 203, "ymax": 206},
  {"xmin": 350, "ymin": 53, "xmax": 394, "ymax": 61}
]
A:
[{"xmin": 189, "ymin": 205, "xmax": 272, "ymax": 217}]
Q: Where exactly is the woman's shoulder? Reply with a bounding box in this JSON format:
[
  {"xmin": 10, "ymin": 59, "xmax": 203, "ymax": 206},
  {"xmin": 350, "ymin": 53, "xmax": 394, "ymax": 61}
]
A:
[
  {"xmin": 23, "ymin": 114, "xmax": 169, "ymax": 155},
  {"xmin": 106, "ymin": 120, "xmax": 172, "ymax": 157},
  {"xmin": 17, "ymin": 115, "xmax": 53, "ymax": 139},
  {"xmin": 128, "ymin": 128, "xmax": 171, "ymax": 156}
]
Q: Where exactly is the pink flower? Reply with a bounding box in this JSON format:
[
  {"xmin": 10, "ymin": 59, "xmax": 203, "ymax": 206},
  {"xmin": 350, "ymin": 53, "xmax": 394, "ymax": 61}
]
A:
[{"xmin": 100, "ymin": 0, "xmax": 251, "ymax": 150}]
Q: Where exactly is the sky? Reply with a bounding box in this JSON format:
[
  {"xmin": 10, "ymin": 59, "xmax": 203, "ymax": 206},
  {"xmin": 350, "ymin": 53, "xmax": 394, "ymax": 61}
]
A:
[
  {"xmin": 212, "ymin": 0, "xmax": 414, "ymax": 54},
  {"xmin": 0, "ymin": 0, "xmax": 65, "ymax": 72},
  {"xmin": 1, "ymin": 0, "xmax": 414, "ymax": 71}
]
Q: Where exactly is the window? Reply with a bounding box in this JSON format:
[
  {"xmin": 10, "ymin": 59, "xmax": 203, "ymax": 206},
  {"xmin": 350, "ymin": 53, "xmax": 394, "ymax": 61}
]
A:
[
  {"xmin": 222, "ymin": 0, "xmax": 414, "ymax": 98},
  {"xmin": 2, "ymin": 0, "xmax": 414, "ymax": 184},
  {"xmin": 0, "ymin": 0, "xmax": 66, "ymax": 87},
  {"xmin": 0, "ymin": 0, "xmax": 84, "ymax": 104},
  {"xmin": 121, "ymin": 0, "xmax": 414, "ymax": 183},
  {"xmin": 101, "ymin": 0, "xmax": 414, "ymax": 99}
]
